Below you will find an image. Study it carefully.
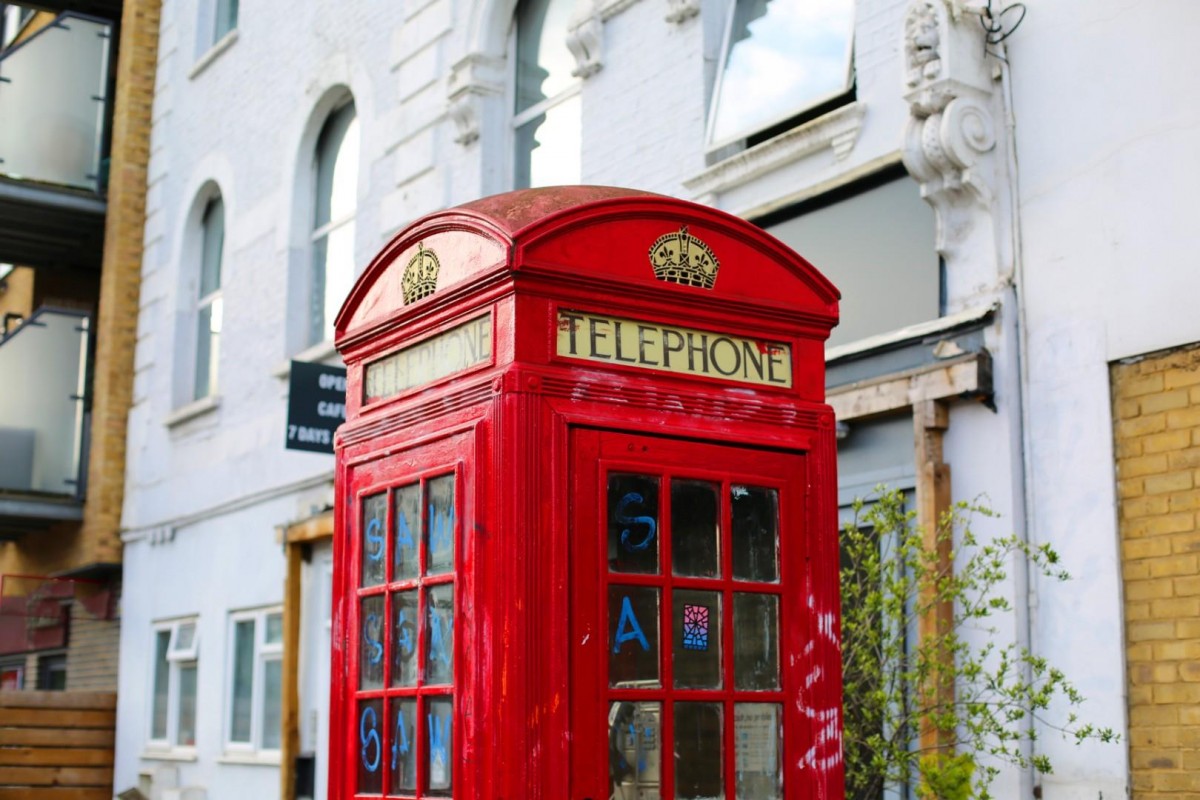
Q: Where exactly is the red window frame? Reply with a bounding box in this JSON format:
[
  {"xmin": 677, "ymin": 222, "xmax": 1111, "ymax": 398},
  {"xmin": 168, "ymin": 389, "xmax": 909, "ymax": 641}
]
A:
[
  {"xmin": 570, "ymin": 428, "xmax": 809, "ymax": 799},
  {"xmin": 346, "ymin": 451, "xmax": 464, "ymax": 800}
]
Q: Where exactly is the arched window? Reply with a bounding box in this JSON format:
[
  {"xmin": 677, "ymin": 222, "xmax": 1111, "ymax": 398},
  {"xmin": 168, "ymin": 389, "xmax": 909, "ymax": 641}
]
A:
[
  {"xmin": 308, "ymin": 100, "xmax": 359, "ymax": 347},
  {"xmin": 512, "ymin": 0, "xmax": 580, "ymax": 188},
  {"xmin": 194, "ymin": 195, "xmax": 224, "ymax": 399}
]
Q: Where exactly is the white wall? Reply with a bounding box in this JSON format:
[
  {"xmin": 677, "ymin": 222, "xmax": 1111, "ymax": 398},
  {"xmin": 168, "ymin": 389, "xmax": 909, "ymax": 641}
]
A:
[
  {"xmin": 117, "ymin": 0, "xmax": 1174, "ymax": 796},
  {"xmin": 114, "ymin": 496, "xmax": 293, "ymax": 796},
  {"xmin": 1013, "ymin": 2, "xmax": 1200, "ymax": 796}
]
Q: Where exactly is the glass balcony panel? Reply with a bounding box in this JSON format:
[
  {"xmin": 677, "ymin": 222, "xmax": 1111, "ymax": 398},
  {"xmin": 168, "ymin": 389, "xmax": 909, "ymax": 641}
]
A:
[
  {"xmin": 0, "ymin": 14, "xmax": 112, "ymax": 191},
  {"xmin": 0, "ymin": 309, "xmax": 89, "ymax": 497}
]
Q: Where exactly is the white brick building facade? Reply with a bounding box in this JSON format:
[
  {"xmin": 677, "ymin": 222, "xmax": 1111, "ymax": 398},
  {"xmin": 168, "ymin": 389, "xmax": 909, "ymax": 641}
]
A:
[{"xmin": 114, "ymin": 0, "xmax": 1200, "ymax": 796}]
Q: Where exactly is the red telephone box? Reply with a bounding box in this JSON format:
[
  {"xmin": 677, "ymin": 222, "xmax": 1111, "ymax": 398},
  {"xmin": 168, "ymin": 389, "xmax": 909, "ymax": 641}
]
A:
[{"xmin": 331, "ymin": 187, "xmax": 843, "ymax": 800}]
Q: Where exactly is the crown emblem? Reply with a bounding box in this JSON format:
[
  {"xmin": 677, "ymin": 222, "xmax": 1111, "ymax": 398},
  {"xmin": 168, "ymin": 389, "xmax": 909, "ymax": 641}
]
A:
[
  {"xmin": 649, "ymin": 226, "xmax": 719, "ymax": 289},
  {"xmin": 401, "ymin": 243, "xmax": 440, "ymax": 305}
]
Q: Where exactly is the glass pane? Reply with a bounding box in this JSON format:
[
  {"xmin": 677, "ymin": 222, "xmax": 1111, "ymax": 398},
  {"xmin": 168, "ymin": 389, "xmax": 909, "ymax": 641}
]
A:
[
  {"xmin": 314, "ymin": 104, "xmax": 358, "ymax": 229},
  {"xmin": 733, "ymin": 593, "xmax": 779, "ymax": 690},
  {"xmin": 424, "ymin": 584, "xmax": 454, "ymax": 685},
  {"xmin": 514, "ymin": 0, "xmax": 576, "ymax": 113},
  {"xmin": 514, "ymin": 92, "xmax": 582, "ymax": 189},
  {"xmin": 199, "ymin": 197, "xmax": 224, "ymax": 297},
  {"xmin": 261, "ymin": 658, "xmax": 282, "ymax": 749},
  {"xmin": 193, "ymin": 298, "xmax": 221, "ymax": 400},
  {"xmin": 731, "ymin": 486, "xmax": 779, "ymax": 582},
  {"xmin": 609, "ymin": 586, "xmax": 660, "ymax": 687},
  {"xmin": 394, "ymin": 483, "xmax": 421, "ymax": 581},
  {"xmin": 172, "ymin": 621, "xmax": 196, "ymax": 654},
  {"xmin": 735, "ymin": 703, "xmax": 782, "ymax": 799},
  {"xmin": 230, "ymin": 619, "xmax": 255, "ymax": 742},
  {"xmin": 264, "ymin": 612, "xmax": 283, "ymax": 645},
  {"xmin": 672, "ymin": 480, "xmax": 720, "ymax": 578},
  {"xmin": 609, "ymin": 701, "xmax": 662, "ymax": 799},
  {"xmin": 357, "ymin": 699, "xmax": 384, "ymax": 795},
  {"xmin": 176, "ymin": 663, "xmax": 197, "ymax": 746},
  {"xmin": 321, "ymin": 221, "xmax": 355, "ymax": 342},
  {"xmin": 427, "ymin": 697, "xmax": 454, "ymax": 795},
  {"xmin": 709, "ymin": 0, "xmax": 855, "ymax": 144},
  {"xmin": 361, "ymin": 493, "xmax": 387, "ymax": 587},
  {"xmin": 675, "ymin": 702, "xmax": 724, "ymax": 799},
  {"xmin": 151, "ymin": 630, "xmax": 169, "ymax": 739},
  {"xmin": 427, "ymin": 475, "xmax": 456, "ymax": 575},
  {"xmin": 391, "ymin": 590, "xmax": 419, "ymax": 687},
  {"xmin": 0, "ymin": 14, "xmax": 111, "ymax": 190},
  {"xmin": 308, "ymin": 233, "xmax": 329, "ymax": 347},
  {"xmin": 390, "ymin": 699, "xmax": 418, "ymax": 793},
  {"xmin": 360, "ymin": 596, "xmax": 386, "ymax": 690},
  {"xmin": 673, "ymin": 590, "xmax": 721, "ymax": 690},
  {"xmin": 608, "ymin": 474, "xmax": 661, "ymax": 575},
  {"xmin": 214, "ymin": 0, "xmax": 238, "ymax": 40}
]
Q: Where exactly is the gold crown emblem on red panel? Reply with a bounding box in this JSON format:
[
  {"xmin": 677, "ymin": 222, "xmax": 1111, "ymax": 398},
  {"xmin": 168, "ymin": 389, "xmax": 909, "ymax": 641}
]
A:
[
  {"xmin": 401, "ymin": 243, "xmax": 440, "ymax": 305},
  {"xmin": 649, "ymin": 226, "xmax": 719, "ymax": 289}
]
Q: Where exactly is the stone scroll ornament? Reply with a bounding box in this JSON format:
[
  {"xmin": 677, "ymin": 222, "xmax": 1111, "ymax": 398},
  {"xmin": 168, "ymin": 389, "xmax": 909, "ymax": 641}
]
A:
[{"xmin": 901, "ymin": 0, "xmax": 1002, "ymax": 258}]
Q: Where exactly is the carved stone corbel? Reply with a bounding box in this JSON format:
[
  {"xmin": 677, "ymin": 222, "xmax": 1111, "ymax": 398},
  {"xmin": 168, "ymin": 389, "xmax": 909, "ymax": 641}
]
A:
[
  {"xmin": 446, "ymin": 54, "xmax": 505, "ymax": 146},
  {"xmin": 665, "ymin": 0, "xmax": 700, "ymax": 24},
  {"xmin": 566, "ymin": 7, "xmax": 604, "ymax": 78},
  {"xmin": 901, "ymin": 0, "xmax": 999, "ymax": 258}
]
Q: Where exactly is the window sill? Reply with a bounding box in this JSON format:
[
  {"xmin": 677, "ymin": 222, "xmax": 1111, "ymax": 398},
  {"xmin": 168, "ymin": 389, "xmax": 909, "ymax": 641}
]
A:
[
  {"xmin": 218, "ymin": 751, "xmax": 282, "ymax": 767},
  {"xmin": 682, "ymin": 101, "xmax": 866, "ymax": 202},
  {"xmin": 189, "ymin": 29, "xmax": 239, "ymax": 80},
  {"xmin": 165, "ymin": 394, "xmax": 221, "ymax": 428},
  {"xmin": 141, "ymin": 747, "xmax": 197, "ymax": 762},
  {"xmin": 272, "ymin": 339, "xmax": 342, "ymax": 380}
]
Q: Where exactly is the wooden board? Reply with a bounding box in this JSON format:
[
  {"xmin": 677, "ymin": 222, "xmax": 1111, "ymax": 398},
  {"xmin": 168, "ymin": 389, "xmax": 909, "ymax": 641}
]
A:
[
  {"xmin": 0, "ymin": 728, "xmax": 114, "ymax": 747},
  {"xmin": 0, "ymin": 747, "xmax": 113, "ymax": 767},
  {"xmin": 0, "ymin": 692, "xmax": 115, "ymax": 711},
  {"xmin": 0, "ymin": 766, "xmax": 112, "ymax": 786}
]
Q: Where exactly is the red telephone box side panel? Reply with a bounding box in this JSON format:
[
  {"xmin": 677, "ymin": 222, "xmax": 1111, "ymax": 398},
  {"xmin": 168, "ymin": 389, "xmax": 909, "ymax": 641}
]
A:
[
  {"xmin": 797, "ymin": 412, "xmax": 845, "ymax": 800},
  {"xmin": 332, "ymin": 427, "xmax": 482, "ymax": 800}
]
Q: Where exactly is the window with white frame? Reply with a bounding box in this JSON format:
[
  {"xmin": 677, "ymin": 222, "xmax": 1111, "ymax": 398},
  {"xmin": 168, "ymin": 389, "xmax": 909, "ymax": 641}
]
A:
[
  {"xmin": 226, "ymin": 607, "xmax": 284, "ymax": 753},
  {"xmin": 149, "ymin": 618, "xmax": 199, "ymax": 750},
  {"xmin": 512, "ymin": 0, "xmax": 581, "ymax": 188},
  {"xmin": 707, "ymin": 0, "xmax": 855, "ymax": 149},
  {"xmin": 194, "ymin": 195, "xmax": 224, "ymax": 399},
  {"xmin": 307, "ymin": 101, "xmax": 359, "ymax": 348}
]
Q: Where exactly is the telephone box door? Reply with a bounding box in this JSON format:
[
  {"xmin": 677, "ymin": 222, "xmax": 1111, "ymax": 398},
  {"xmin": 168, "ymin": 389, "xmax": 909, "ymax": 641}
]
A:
[
  {"xmin": 338, "ymin": 431, "xmax": 473, "ymax": 800},
  {"xmin": 571, "ymin": 429, "xmax": 811, "ymax": 800}
]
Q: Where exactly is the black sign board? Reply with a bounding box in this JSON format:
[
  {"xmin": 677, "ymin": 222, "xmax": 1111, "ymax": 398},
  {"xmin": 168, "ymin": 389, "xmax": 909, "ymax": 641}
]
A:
[{"xmin": 286, "ymin": 361, "xmax": 347, "ymax": 454}]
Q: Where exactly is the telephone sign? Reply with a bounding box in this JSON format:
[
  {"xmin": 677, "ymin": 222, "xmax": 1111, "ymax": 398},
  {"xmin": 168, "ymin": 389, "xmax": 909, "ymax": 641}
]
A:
[{"xmin": 331, "ymin": 187, "xmax": 844, "ymax": 799}]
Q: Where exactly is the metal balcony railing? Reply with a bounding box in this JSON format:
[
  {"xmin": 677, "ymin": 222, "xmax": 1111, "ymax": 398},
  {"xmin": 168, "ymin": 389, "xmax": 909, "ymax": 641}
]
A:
[
  {"xmin": 0, "ymin": 12, "xmax": 113, "ymax": 193},
  {"xmin": 0, "ymin": 307, "xmax": 90, "ymax": 499}
]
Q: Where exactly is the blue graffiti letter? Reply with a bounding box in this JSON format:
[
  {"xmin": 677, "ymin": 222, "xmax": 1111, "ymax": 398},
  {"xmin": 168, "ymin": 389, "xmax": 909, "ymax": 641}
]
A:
[
  {"xmin": 395, "ymin": 609, "xmax": 415, "ymax": 659},
  {"xmin": 428, "ymin": 605, "xmax": 452, "ymax": 668},
  {"xmin": 428, "ymin": 711, "xmax": 450, "ymax": 785},
  {"xmin": 616, "ymin": 493, "xmax": 656, "ymax": 552},
  {"xmin": 363, "ymin": 614, "xmax": 383, "ymax": 665},
  {"xmin": 428, "ymin": 503, "xmax": 455, "ymax": 557},
  {"xmin": 360, "ymin": 706, "xmax": 381, "ymax": 773},
  {"xmin": 365, "ymin": 517, "xmax": 384, "ymax": 562},
  {"xmin": 612, "ymin": 595, "xmax": 651, "ymax": 653},
  {"xmin": 396, "ymin": 509, "xmax": 415, "ymax": 549},
  {"xmin": 391, "ymin": 709, "xmax": 410, "ymax": 771}
]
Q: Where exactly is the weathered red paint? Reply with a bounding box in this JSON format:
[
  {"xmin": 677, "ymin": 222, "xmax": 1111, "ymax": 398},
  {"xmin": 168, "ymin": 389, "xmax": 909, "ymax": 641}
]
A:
[{"xmin": 331, "ymin": 187, "xmax": 843, "ymax": 799}]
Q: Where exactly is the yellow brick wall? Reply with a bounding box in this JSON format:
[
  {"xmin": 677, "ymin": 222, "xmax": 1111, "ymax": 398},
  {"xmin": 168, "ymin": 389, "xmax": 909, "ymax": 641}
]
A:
[{"xmin": 1113, "ymin": 343, "xmax": 1200, "ymax": 797}]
